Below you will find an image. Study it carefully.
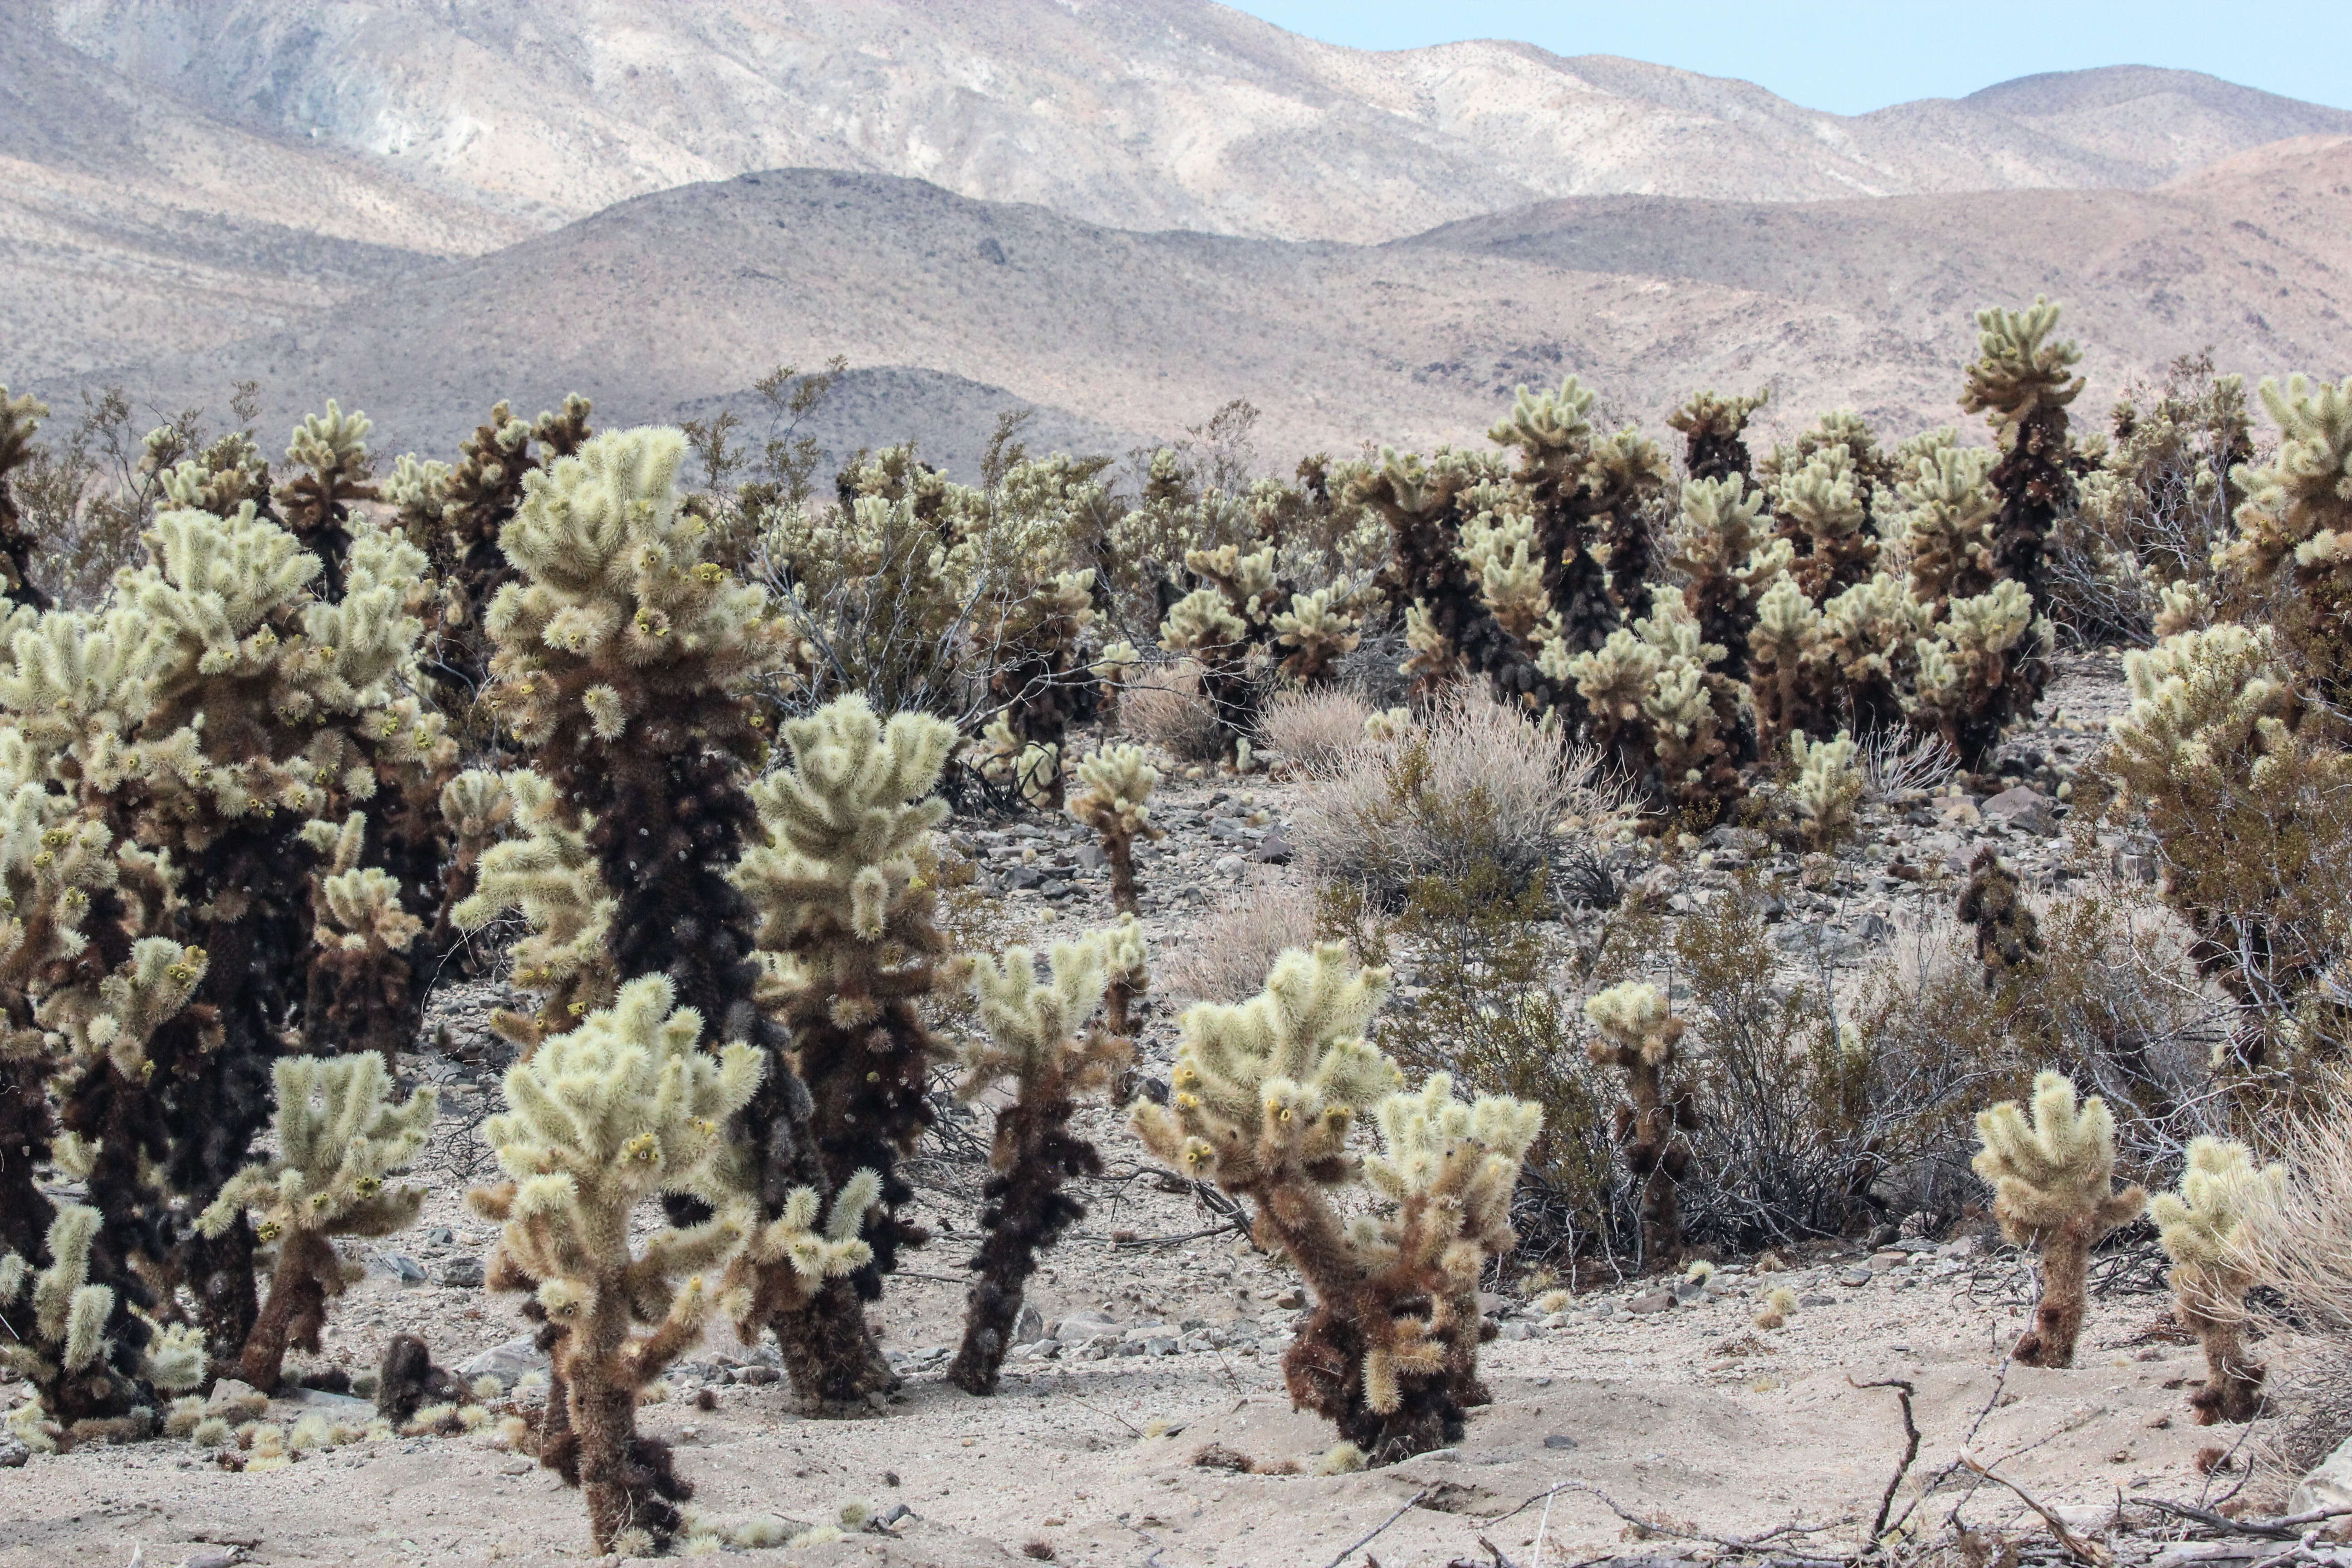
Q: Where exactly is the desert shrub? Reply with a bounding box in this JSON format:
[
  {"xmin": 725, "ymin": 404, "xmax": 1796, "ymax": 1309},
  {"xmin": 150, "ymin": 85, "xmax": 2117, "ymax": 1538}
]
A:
[
  {"xmin": 1118, "ymin": 657, "xmax": 1233, "ymax": 763},
  {"xmin": 1164, "ymin": 871, "xmax": 1320, "ymax": 1003},
  {"xmin": 1292, "ymin": 686, "xmax": 1601, "ymax": 908},
  {"xmin": 2050, "ymin": 352, "xmax": 2250, "ymax": 646},
  {"xmin": 1257, "ymin": 686, "xmax": 1373, "ymax": 770}
]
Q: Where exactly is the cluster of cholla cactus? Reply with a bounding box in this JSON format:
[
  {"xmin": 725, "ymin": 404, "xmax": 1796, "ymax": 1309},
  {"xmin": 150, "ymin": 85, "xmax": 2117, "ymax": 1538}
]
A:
[
  {"xmin": 0, "ymin": 417, "xmax": 450, "ymax": 1431},
  {"xmin": 949, "ymin": 933, "xmax": 1131, "ymax": 1395},
  {"xmin": 2151, "ymin": 1138, "xmax": 2283, "ymax": 1424},
  {"xmin": 1973, "ymin": 1073, "xmax": 2146, "ymax": 1367},
  {"xmin": 1156, "ymin": 539, "xmax": 1365, "ymax": 762},
  {"xmin": 1133, "ymin": 944, "xmax": 1540, "ymax": 1462},
  {"xmin": 1583, "ymin": 982, "xmax": 1698, "ymax": 1264}
]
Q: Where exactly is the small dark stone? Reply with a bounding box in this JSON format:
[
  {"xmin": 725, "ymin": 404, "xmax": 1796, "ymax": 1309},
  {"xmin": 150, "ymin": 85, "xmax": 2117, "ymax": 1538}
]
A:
[
  {"xmin": 436, "ymin": 1256, "xmax": 485, "ymax": 1289},
  {"xmin": 1250, "ymin": 826, "xmax": 1294, "ymax": 865},
  {"xmin": 1543, "ymin": 1433, "xmax": 1578, "ymax": 1450}
]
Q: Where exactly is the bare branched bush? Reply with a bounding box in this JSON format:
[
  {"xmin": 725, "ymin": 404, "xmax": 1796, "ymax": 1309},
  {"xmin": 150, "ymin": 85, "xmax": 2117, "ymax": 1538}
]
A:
[
  {"xmin": 1117, "ymin": 658, "xmax": 1228, "ymax": 763},
  {"xmin": 1161, "ymin": 871, "xmax": 1318, "ymax": 1002},
  {"xmin": 1292, "ymin": 686, "xmax": 1601, "ymax": 908},
  {"xmin": 1257, "ymin": 686, "xmax": 1372, "ymax": 771},
  {"xmin": 1859, "ymin": 725, "xmax": 1959, "ymax": 803}
]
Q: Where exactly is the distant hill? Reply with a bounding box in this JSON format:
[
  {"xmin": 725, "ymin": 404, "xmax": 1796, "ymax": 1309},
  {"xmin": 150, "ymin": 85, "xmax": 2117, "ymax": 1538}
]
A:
[{"xmin": 64, "ymin": 150, "xmax": 2352, "ymax": 470}]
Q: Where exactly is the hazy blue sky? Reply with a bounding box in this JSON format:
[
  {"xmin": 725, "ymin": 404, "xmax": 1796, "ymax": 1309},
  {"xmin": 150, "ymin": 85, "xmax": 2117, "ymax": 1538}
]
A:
[{"xmin": 1222, "ymin": 2, "xmax": 2352, "ymax": 116}]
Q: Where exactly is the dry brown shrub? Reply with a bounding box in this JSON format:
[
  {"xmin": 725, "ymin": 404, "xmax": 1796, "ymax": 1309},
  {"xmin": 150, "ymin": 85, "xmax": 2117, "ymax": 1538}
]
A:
[
  {"xmin": 1292, "ymin": 684, "xmax": 1619, "ymax": 907},
  {"xmin": 1117, "ymin": 658, "xmax": 1226, "ymax": 763},
  {"xmin": 1161, "ymin": 870, "xmax": 1317, "ymax": 1003},
  {"xmin": 1256, "ymin": 686, "xmax": 1371, "ymax": 771},
  {"xmin": 2232, "ymin": 1078, "xmax": 2352, "ymax": 1474}
]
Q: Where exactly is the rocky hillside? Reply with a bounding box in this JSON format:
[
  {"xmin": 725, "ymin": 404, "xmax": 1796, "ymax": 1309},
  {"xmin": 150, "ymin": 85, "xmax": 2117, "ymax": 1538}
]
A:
[{"xmin": 44, "ymin": 0, "xmax": 2352, "ymax": 242}]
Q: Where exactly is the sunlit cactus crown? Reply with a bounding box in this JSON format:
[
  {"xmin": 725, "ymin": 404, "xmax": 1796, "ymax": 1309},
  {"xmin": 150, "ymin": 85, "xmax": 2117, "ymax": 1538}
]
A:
[
  {"xmin": 2151, "ymin": 1136, "xmax": 2283, "ymax": 1276},
  {"xmin": 1068, "ymin": 744, "xmax": 1159, "ymax": 838},
  {"xmin": 2226, "ymin": 374, "xmax": 2352, "ymax": 588},
  {"xmin": 736, "ymin": 693, "xmax": 956, "ymax": 949},
  {"xmin": 1673, "ymin": 475, "xmax": 1784, "ymax": 583},
  {"xmin": 482, "ymin": 976, "xmax": 763, "ymax": 1250},
  {"xmin": 1668, "ymin": 388, "xmax": 1769, "ymax": 439},
  {"xmin": 1361, "ymin": 1071, "xmax": 1543, "ymax": 1219},
  {"xmin": 1960, "ymin": 296, "xmax": 2084, "ymax": 426},
  {"xmin": 1972, "ymin": 1071, "xmax": 2146, "ymax": 1235},
  {"xmin": 1774, "ymin": 447, "xmax": 1869, "ymax": 540},
  {"xmin": 199, "ymin": 1054, "xmax": 436, "ymax": 1243},
  {"xmin": 487, "ymin": 426, "xmax": 785, "ymax": 745},
  {"xmin": 1133, "ymin": 943, "xmax": 1400, "ymax": 1186},
  {"xmin": 964, "ymin": 934, "xmax": 1112, "ymax": 1083},
  {"xmin": 1158, "ymin": 585, "xmax": 1246, "ymax": 655},
  {"xmin": 1583, "ymin": 980, "xmax": 1682, "ymax": 1069}
]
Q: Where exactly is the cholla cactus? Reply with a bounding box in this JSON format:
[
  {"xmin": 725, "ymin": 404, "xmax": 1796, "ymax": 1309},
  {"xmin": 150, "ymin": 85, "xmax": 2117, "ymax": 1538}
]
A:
[
  {"xmin": 428, "ymin": 396, "xmax": 594, "ymax": 724},
  {"xmin": 1747, "ymin": 577, "xmax": 1833, "ymax": 756},
  {"xmin": 1670, "ymin": 474, "xmax": 1791, "ymax": 681},
  {"xmin": 1961, "ymin": 297, "xmax": 2083, "ymax": 617},
  {"xmin": 1344, "ymin": 446, "xmax": 1521, "ymax": 699},
  {"xmin": 2152, "ymin": 1138, "xmax": 2283, "ymax": 1424},
  {"xmin": 1269, "ymin": 586, "xmax": 1362, "ymax": 685},
  {"xmin": 451, "ymin": 769, "xmax": 617, "ymax": 1044},
  {"xmin": 471, "ymin": 976, "xmax": 767, "ymax": 1556},
  {"xmin": 1904, "ymin": 579, "xmax": 2049, "ymax": 767},
  {"xmin": 198, "ymin": 1054, "xmax": 435, "ymax": 1391},
  {"xmin": 1788, "ymin": 729, "xmax": 1862, "ymax": 852},
  {"xmin": 948, "ymin": 934, "xmax": 1130, "ymax": 1395},
  {"xmin": 0, "ymin": 1204, "xmax": 206, "ymax": 1449},
  {"xmin": 4, "ymin": 499, "xmax": 438, "ymax": 1378},
  {"xmin": 1897, "ymin": 445, "xmax": 1999, "ymax": 606},
  {"xmin": 1667, "ymin": 388, "xmax": 1769, "ymax": 483},
  {"xmin": 1820, "ymin": 572, "xmax": 1936, "ymax": 732},
  {"xmin": 1160, "ymin": 577, "xmax": 1256, "ymax": 761},
  {"xmin": 274, "ymin": 401, "xmax": 379, "ymax": 596},
  {"xmin": 2225, "ymin": 374, "xmax": 2352, "ymax": 691},
  {"xmin": 1556, "ymin": 597, "xmax": 1742, "ymax": 819},
  {"xmin": 300, "ymin": 813, "xmax": 427, "ymax": 1065},
  {"xmin": 1957, "ymin": 847, "xmax": 2041, "ymax": 988},
  {"xmin": 977, "ymin": 566, "xmax": 1097, "ymax": 807},
  {"xmin": 1356, "ymin": 1073, "xmax": 1541, "ymax": 1411},
  {"xmin": 1137, "ymin": 944, "xmax": 1511, "ymax": 1460},
  {"xmin": 1773, "ymin": 446, "xmax": 1880, "ymax": 603},
  {"xmin": 1068, "ymin": 744, "xmax": 1163, "ymax": 916},
  {"xmin": 0, "ymin": 386, "xmax": 51, "ymax": 610},
  {"xmin": 1972, "ymin": 1072, "xmax": 2146, "ymax": 1367},
  {"xmin": 1584, "ymin": 982, "xmax": 1698, "ymax": 1264},
  {"xmin": 735, "ymin": 694, "xmax": 957, "ymax": 1403},
  {"xmin": 1493, "ymin": 378, "xmax": 1670, "ymax": 629}
]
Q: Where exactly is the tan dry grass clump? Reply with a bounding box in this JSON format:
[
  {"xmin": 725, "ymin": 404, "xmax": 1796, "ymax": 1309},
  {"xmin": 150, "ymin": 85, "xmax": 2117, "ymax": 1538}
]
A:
[
  {"xmin": 1257, "ymin": 687, "xmax": 1373, "ymax": 771},
  {"xmin": 1118, "ymin": 658, "xmax": 1227, "ymax": 763}
]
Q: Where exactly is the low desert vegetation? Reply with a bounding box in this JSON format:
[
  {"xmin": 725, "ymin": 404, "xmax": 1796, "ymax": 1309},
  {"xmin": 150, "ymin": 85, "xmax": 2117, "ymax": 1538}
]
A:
[{"xmin": 5, "ymin": 308, "xmax": 2352, "ymax": 1553}]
